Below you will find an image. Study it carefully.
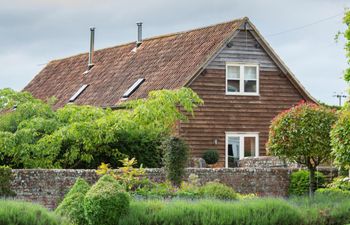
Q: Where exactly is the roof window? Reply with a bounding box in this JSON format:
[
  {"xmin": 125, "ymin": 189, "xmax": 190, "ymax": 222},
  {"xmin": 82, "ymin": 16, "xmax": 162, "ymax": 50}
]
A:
[
  {"xmin": 69, "ymin": 84, "xmax": 89, "ymax": 102},
  {"xmin": 122, "ymin": 78, "xmax": 145, "ymax": 98}
]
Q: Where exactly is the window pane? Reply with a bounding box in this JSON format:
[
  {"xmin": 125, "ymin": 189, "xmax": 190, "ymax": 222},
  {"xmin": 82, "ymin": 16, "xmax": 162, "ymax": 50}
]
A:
[
  {"xmin": 244, "ymin": 80, "xmax": 256, "ymax": 93},
  {"xmin": 244, "ymin": 136, "xmax": 256, "ymax": 157},
  {"xmin": 244, "ymin": 66, "xmax": 257, "ymax": 80},
  {"xmin": 227, "ymin": 66, "xmax": 240, "ymax": 79},
  {"xmin": 227, "ymin": 80, "xmax": 240, "ymax": 92},
  {"xmin": 228, "ymin": 136, "xmax": 240, "ymax": 167}
]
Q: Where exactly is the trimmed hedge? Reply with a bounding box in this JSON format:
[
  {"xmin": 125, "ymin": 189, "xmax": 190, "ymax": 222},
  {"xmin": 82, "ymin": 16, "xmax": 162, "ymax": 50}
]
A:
[
  {"xmin": 55, "ymin": 178, "xmax": 90, "ymax": 225},
  {"xmin": 84, "ymin": 175, "xmax": 130, "ymax": 225},
  {"xmin": 288, "ymin": 170, "xmax": 325, "ymax": 196},
  {"xmin": 0, "ymin": 200, "xmax": 68, "ymax": 225}
]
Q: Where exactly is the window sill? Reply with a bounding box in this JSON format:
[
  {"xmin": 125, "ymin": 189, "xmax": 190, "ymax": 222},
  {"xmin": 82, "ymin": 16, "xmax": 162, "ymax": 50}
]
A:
[{"xmin": 225, "ymin": 92, "xmax": 260, "ymax": 96}]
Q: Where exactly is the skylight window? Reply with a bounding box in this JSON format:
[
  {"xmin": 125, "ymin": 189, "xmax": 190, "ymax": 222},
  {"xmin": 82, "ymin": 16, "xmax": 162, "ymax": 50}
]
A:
[
  {"xmin": 122, "ymin": 78, "xmax": 145, "ymax": 98},
  {"xmin": 69, "ymin": 84, "xmax": 89, "ymax": 102}
]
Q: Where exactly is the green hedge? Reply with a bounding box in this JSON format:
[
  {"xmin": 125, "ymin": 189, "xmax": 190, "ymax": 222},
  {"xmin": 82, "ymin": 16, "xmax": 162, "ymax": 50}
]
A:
[
  {"xmin": 55, "ymin": 178, "xmax": 90, "ymax": 225},
  {"xmin": 118, "ymin": 199, "xmax": 304, "ymax": 225},
  {"xmin": 0, "ymin": 200, "xmax": 68, "ymax": 225},
  {"xmin": 84, "ymin": 175, "xmax": 130, "ymax": 225},
  {"xmin": 289, "ymin": 170, "xmax": 325, "ymax": 196}
]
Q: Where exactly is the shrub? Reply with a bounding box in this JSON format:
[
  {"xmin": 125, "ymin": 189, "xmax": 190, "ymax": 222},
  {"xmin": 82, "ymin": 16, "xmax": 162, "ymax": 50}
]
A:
[
  {"xmin": 331, "ymin": 110, "xmax": 350, "ymax": 170},
  {"xmin": 118, "ymin": 199, "xmax": 304, "ymax": 225},
  {"xmin": 83, "ymin": 175, "xmax": 130, "ymax": 225},
  {"xmin": 55, "ymin": 178, "xmax": 90, "ymax": 225},
  {"xmin": 199, "ymin": 182, "xmax": 238, "ymax": 200},
  {"xmin": 202, "ymin": 149, "xmax": 219, "ymax": 165},
  {"xmin": 96, "ymin": 158, "xmax": 148, "ymax": 191},
  {"xmin": 162, "ymin": 136, "xmax": 189, "ymax": 186},
  {"xmin": 0, "ymin": 165, "xmax": 15, "ymax": 197},
  {"xmin": 0, "ymin": 88, "xmax": 203, "ymax": 169},
  {"xmin": 0, "ymin": 200, "xmax": 68, "ymax": 225},
  {"xmin": 327, "ymin": 176, "xmax": 350, "ymax": 191},
  {"xmin": 315, "ymin": 188, "xmax": 350, "ymax": 199},
  {"xmin": 267, "ymin": 103, "xmax": 337, "ymax": 195},
  {"xmin": 288, "ymin": 170, "xmax": 325, "ymax": 196}
]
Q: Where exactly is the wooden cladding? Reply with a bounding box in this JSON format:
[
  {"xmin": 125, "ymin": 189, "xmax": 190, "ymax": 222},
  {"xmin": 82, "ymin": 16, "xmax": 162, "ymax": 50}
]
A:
[{"xmin": 180, "ymin": 69, "xmax": 305, "ymax": 165}]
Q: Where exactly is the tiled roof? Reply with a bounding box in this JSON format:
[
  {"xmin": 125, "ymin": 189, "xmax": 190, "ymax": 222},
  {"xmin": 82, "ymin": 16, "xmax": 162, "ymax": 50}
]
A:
[{"xmin": 24, "ymin": 18, "xmax": 245, "ymax": 108}]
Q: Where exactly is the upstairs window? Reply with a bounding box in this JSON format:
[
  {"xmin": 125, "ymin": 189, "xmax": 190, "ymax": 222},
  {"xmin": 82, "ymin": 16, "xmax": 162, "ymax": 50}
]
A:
[{"xmin": 226, "ymin": 64, "xmax": 259, "ymax": 95}]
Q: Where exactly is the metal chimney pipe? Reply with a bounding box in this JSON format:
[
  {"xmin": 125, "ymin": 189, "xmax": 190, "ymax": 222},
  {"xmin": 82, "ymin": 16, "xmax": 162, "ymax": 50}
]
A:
[
  {"xmin": 136, "ymin": 22, "xmax": 142, "ymax": 47},
  {"xmin": 88, "ymin": 27, "xmax": 95, "ymax": 69}
]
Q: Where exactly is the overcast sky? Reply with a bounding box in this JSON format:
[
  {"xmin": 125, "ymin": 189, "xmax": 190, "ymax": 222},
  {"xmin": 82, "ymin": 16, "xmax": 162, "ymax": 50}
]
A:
[{"xmin": 0, "ymin": 0, "xmax": 349, "ymax": 105}]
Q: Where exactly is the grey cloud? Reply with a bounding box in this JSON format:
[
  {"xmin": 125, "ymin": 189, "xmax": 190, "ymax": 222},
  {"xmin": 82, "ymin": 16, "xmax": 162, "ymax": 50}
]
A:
[{"xmin": 0, "ymin": 0, "xmax": 349, "ymax": 105}]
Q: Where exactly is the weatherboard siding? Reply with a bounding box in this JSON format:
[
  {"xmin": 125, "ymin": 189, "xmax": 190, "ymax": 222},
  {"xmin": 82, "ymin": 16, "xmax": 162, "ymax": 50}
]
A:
[
  {"xmin": 207, "ymin": 30, "xmax": 278, "ymax": 71},
  {"xmin": 181, "ymin": 69, "xmax": 304, "ymax": 166}
]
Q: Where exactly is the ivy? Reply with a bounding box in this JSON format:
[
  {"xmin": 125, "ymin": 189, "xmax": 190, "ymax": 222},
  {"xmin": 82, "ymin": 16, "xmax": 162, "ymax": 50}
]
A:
[{"xmin": 0, "ymin": 166, "xmax": 15, "ymax": 197}]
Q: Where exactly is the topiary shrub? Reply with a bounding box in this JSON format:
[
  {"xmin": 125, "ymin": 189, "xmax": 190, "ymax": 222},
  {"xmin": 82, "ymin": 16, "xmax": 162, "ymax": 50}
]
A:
[
  {"xmin": 199, "ymin": 182, "xmax": 238, "ymax": 200},
  {"xmin": 267, "ymin": 103, "xmax": 337, "ymax": 196},
  {"xmin": 202, "ymin": 149, "xmax": 219, "ymax": 165},
  {"xmin": 84, "ymin": 175, "xmax": 130, "ymax": 225},
  {"xmin": 288, "ymin": 170, "xmax": 326, "ymax": 196},
  {"xmin": 55, "ymin": 178, "xmax": 90, "ymax": 225},
  {"xmin": 162, "ymin": 136, "xmax": 189, "ymax": 186},
  {"xmin": 0, "ymin": 166, "xmax": 15, "ymax": 197}
]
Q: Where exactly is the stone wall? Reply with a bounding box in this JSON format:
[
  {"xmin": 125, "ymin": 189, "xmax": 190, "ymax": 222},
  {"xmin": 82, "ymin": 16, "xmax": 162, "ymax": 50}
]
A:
[{"xmin": 11, "ymin": 168, "xmax": 292, "ymax": 209}]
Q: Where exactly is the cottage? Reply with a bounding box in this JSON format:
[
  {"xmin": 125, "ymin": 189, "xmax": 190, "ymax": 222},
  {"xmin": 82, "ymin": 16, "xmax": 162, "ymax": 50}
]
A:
[{"xmin": 24, "ymin": 17, "xmax": 315, "ymax": 167}]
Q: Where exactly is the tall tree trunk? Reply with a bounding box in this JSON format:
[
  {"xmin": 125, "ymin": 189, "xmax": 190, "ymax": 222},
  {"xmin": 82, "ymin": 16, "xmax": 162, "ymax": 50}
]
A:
[{"xmin": 309, "ymin": 167, "xmax": 316, "ymax": 198}]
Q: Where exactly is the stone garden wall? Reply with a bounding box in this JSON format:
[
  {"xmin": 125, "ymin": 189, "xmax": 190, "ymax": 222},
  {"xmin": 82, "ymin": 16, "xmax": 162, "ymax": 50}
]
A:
[
  {"xmin": 11, "ymin": 167, "xmax": 292, "ymax": 209},
  {"xmin": 9, "ymin": 157, "xmax": 338, "ymax": 209}
]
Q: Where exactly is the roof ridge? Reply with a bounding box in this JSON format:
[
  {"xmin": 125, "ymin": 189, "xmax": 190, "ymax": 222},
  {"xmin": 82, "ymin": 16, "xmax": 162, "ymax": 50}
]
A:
[{"xmin": 50, "ymin": 17, "xmax": 247, "ymax": 63}]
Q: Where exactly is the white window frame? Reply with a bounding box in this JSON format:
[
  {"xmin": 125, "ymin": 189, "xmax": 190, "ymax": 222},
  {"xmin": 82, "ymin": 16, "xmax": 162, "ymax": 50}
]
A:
[
  {"xmin": 225, "ymin": 63, "xmax": 259, "ymax": 96},
  {"xmin": 225, "ymin": 132, "xmax": 259, "ymax": 168}
]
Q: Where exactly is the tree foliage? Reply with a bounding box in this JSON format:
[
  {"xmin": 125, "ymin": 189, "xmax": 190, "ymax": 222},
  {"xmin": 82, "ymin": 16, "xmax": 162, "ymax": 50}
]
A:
[
  {"xmin": 0, "ymin": 88, "xmax": 203, "ymax": 169},
  {"xmin": 341, "ymin": 9, "xmax": 350, "ymax": 82},
  {"xmin": 331, "ymin": 110, "xmax": 350, "ymax": 170},
  {"xmin": 267, "ymin": 103, "xmax": 337, "ymax": 195}
]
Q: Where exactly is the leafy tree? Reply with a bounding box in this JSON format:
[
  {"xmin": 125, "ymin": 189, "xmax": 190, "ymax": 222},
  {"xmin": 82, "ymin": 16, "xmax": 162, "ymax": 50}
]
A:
[
  {"xmin": 0, "ymin": 88, "xmax": 203, "ymax": 169},
  {"xmin": 267, "ymin": 103, "xmax": 337, "ymax": 196},
  {"xmin": 339, "ymin": 9, "xmax": 350, "ymax": 82},
  {"xmin": 331, "ymin": 110, "xmax": 350, "ymax": 173}
]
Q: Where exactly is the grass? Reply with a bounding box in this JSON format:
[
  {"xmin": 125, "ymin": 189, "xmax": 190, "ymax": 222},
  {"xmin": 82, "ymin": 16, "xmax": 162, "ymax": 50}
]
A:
[
  {"xmin": 118, "ymin": 198, "xmax": 304, "ymax": 225},
  {"xmin": 0, "ymin": 199, "xmax": 69, "ymax": 225}
]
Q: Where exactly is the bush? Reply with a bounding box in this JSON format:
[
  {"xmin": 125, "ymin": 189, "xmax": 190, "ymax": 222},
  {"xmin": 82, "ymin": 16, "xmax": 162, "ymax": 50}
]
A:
[
  {"xmin": 0, "ymin": 165, "xmax": 15, "ymax": 197},
  {"xmin": 327, "ymin": 176, "xmax": 350, "ymax": 191},
  {"xmin": 315, "ymin": 188, "xmax": 350, "ymax": 199},
  {"xmin": 199, "ymin": 182, "xmax": 238, "ymax": 200},
  {"xmin": 202, "ymin": 149, "xmax": 219, "ymax": 165},
  {"xmin": 118, "ymin": 199, "xmax": 304, "ymax": 225},
  {"xmin": 288, "ymin": 170, "xmax": 326, "ymax": 196},
  {"xmin": 162, "ymin": 136, "xmax": 189, "ymax": 186},
  {"xmin": 0, "ymin": 88, "xmax": 203, "ymax": 169},
  {"xmin": 55, "ymin": 178, "xmax": 90, "ymax": 225},
  {"xmin": 331, "ymin": 110, "xmax": 350, "ymax": 170},
  {"xmin": 0, "ymin": 200, "xmax": 68, "ymax": 225},
  {"xmin": 83, "ymin": 175, "xmax": 130, "ymax": 225}
]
